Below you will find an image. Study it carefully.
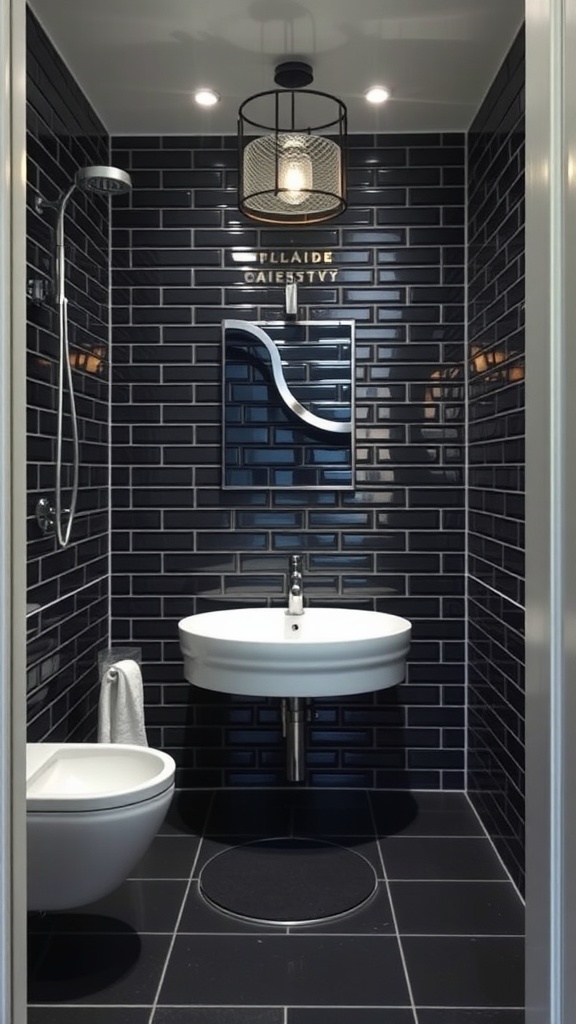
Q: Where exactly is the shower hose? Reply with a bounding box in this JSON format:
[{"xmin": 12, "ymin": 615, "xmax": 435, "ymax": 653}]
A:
[{"xmin": 54, "ymin": 184, "xmax": 80, "ymax": 548}]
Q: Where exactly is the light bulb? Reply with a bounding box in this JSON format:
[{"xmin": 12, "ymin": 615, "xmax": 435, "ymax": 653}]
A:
[
  {"xmin": 278, "ymin": 137, "xmax": 313, "ymax": 205},
  {"xmin": 365, "ymin": 85, "xmax": 390, "ymax": 105},
  {"xmin": 194, "ymin": 88, "xmax": 220, "ymax": 107}
]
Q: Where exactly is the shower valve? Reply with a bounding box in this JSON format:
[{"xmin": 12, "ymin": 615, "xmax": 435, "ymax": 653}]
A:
[
  {"xmin": 36, "ymin": 498, "xmax": 55, "ymax": 534},
  {"xmin": 35, "ymin": 497, "xmax": 70, "ymax": 535},
  {"xmin": 27, "ymin": 278, "xmax": 49, "ymax": 304}
]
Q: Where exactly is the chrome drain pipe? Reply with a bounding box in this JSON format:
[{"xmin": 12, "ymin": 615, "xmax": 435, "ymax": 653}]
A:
[{"xmin": 282, "ymin": 697, "xmax": 306, "ymax": 783}]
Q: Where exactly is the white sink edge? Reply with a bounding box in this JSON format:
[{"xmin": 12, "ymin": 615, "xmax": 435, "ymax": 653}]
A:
[{"xmin": 178, "ymin": 605, "xmax": 412, "ymax": 698}]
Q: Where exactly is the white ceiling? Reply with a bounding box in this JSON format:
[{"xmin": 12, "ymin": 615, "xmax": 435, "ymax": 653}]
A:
[{"xmin": 28, "ymin": 0, "xmax": 525, "ymax": 136}]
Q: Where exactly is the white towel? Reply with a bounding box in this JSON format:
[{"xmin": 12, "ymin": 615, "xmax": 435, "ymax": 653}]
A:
[{"xmin": 97, "ymin": 658, "xmax": 148, "ymax": 746}]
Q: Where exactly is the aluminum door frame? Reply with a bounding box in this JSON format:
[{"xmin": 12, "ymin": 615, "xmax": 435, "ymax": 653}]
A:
[
  {"xmin": 0, "ymin": 0, "xmax": 28, "ymax": 1020},
  {"xmin": 526, "ymin": 0, "xmax": 576, "ymax": 1020}
]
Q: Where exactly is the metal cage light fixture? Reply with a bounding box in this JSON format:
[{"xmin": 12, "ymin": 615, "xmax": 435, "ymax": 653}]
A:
[{"xmin": 238, "ymin": 61, "xmax": 347, "ymax": 225}]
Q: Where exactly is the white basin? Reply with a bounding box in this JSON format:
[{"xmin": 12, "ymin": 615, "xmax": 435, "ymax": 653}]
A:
[{"xmin": 178, "ymin": 607, "xmax": 411, "ymax": 697}]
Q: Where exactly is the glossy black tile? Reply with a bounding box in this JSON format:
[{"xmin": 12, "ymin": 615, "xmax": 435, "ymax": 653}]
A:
[
  {"xmin": 154, "ymin": 1012, "xmax": 283, "ymax": 1024},
  {"xmin": 28, "ymin": 932, "xmax": 171, "ymax": 1005},
  {"xmin": 127, "ymin": 835, "xmax": 201, "ymax": 879},
  {"xmin": 32, "ymin": 880, "xmax": 187, "ymax": 934},
  {"xmin": 379, "ymin": 837, "xmax": 508, "ymax": 881},
  {"xmin": 29, "ymin": 1011, "xmax": 151, "ymax": 1024},
  {"xmin": 292, "ymin": 789, "xmax": 375, "ymax": 835},
  {"xmin": 131, "ymin": 149, "xmax": 192, "ymax": 169},
  {"xmin": 158, "ymin": 790, "xmax": 213, "ymax": 835},
  {"xmin": 410, "ymin": 146, "xmax": 465, "ymax": 166},
  {"xmin": 348, "ymin": 187, "xmax": 406, "ymax": 206},
  {"xmin": 417, "ymin": 1012, "xmax": 524, "ymax": 1024},
  {"xmin": 202, "ymin": 790, "xmax": 293, "ymax": 835},
  {"xmin": 159, "ymin": 934, "xmax": 410, "ymax": 1005},
  {"xmin": 390, "ymin": 880, "xmax": 524, "ymax": 934},
  {"xmin": 375, "ymin": 206, "xmax": 440, "ymax": 225},
  {"xmin": 370, "ymin": 791, "xmax": 483, "ymax": 837},
  {"xmin": 128, "ymin": 190, "xmax": 192, "ymax": 214},
  {"xmin": 289, "ymin": 1012, "xmax": 413, "ymax": 1023},
  {"xmin": 402, "ymin": 936, "xmax": 524, "ymax": 1007},
  {"xmin": 132, "ymin": 228, "xmax": 190, "ymax": 247},
  {"xmin": 410, "ymin": 226, "xmax": 463, "ymax": 246},
  {"xmin": 114, "ymin": 207, "xmax": 160, "ymax": 229}
]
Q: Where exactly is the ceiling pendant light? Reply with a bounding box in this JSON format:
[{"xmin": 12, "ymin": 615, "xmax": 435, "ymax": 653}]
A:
[{"xmin": 238, "ymin": 61, "xmax": 347, "ymax": 225}]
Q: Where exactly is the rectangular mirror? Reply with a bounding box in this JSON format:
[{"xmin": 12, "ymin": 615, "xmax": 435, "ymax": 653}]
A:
[{"xmin": 223, "ymin": 320, "xmax": 355, "ymax": 490}]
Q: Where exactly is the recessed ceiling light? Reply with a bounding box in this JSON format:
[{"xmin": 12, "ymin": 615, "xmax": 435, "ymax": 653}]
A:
[
  {"xmin": 194, "ymin": 88, "xmax": 220, "ymax": 107},
  {"xmin": 365, "ymin": 86, "xmax": 390, "ymax": 105}
]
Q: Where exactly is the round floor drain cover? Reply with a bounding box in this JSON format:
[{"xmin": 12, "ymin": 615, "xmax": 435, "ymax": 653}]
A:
[{"xmin": 199, "ymin": 837, "xmax": 378, "ymax": 925}]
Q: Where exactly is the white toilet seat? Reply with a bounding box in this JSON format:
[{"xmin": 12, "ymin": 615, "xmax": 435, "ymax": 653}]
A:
[{"xmin": 26, "ymin": 742, "xmax": 175, "ymax": 811}]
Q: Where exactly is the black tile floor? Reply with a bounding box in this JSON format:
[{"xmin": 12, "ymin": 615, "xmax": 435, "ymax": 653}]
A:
[{"xmin": 28, "ymin": 790, "xmax": 524, "ymax": 1024}]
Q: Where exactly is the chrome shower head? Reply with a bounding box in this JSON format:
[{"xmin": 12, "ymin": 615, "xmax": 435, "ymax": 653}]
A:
[{"xmin": 74, "ymin": 165, "xmax": 132, "ymax": 194}]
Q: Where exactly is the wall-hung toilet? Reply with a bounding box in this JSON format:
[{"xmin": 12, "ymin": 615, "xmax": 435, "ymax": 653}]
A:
[{"xmin": 26, "ymin": 742, "xmax": 176, "ymax": 912}]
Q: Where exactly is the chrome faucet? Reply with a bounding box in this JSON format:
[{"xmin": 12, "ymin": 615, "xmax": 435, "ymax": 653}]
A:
[{"xmin": 287, "ymin": 554, "xmax": 304, "ymax": 615}]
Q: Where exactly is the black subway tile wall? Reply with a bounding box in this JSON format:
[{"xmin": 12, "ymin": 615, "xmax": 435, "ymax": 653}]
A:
[
  {"xmin": 467, "ymin": 29, "xmax": 526, "ymax": 891},
  {"xmin": 110, "ymin": 132, "xmax": 466, "ymax": 790},
  {"xmin": 26, "ymin": 10, "xmax": 110, "ymax": 741}
]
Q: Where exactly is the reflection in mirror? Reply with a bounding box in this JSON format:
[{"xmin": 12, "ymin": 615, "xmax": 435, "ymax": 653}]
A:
[{"xmin": 223, "ymin": 320, "xmax": 355, "ymax": 490}]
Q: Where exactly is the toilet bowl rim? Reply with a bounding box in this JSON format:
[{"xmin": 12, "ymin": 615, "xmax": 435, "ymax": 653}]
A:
[
  {"xmin": 27, "ymin": 779, "xmax": 175, "ymax": 814},
  {"xmin": 26, "ymin": 742, "xmax": 176, "ymax": 812}
]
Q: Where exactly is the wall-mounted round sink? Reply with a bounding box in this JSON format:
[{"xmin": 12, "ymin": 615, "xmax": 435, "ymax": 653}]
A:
[{"xmin": 178, "ymin": 607, "xmax": 411, "ymax": 697}]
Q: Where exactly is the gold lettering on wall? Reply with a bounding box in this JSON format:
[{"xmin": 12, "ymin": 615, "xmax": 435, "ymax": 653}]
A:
[
  {"xmin": 241, "ymin": 251, "xmax": 339, "ymax": 284},
  {"xmin": 244, "ymin": 269, "xmax": 339, "ymax": 284}
]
